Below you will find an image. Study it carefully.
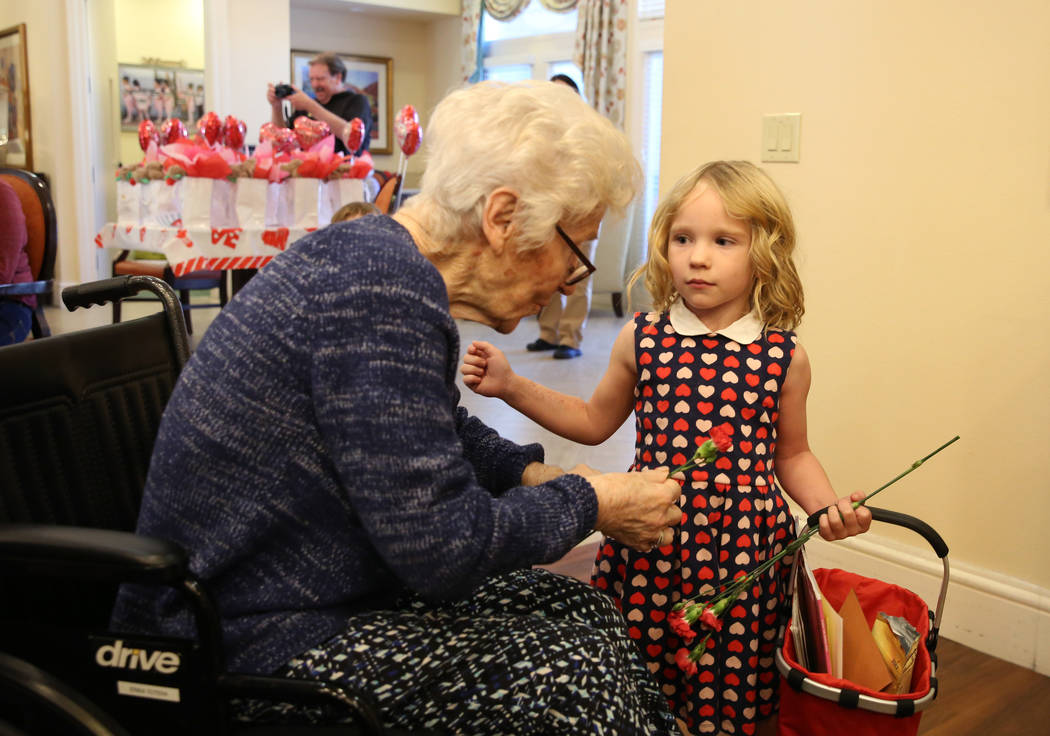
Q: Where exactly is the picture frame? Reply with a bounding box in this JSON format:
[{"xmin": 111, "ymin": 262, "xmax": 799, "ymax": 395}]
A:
[
  {"xmin": 290, "ymin": 50, "xmax": 392, "ymax": 154},
  {"xmin": 118, "ymin": 62, "xmax": 205, "ymax": 132},
  {"xmin": 0, "ymin": 23, "xmax": 32, "ymax": 170}
]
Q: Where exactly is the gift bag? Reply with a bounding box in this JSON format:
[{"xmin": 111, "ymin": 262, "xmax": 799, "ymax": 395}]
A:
[
  {"xmin": 319, "ymin": 179, "xmax": 367, "ymax": 225},
  {"xmin": 289, "ymin": 178, "xmax": 321, "ymax": 228},
  {"xmin": 181, "ymin": 177, "xmax": 214, "ymax": 229},
  {"xmin": 266, "ymin": 182, "xmax": 288, "ymax": 227},
  {"xmin": 235, "ymin": 178, "xmax": 269, "ymax": 229},
  {"xmin": 210, "ymin": 179, "xmax": 238, "ymax": 228},
  {"xmin": 116, "ymin": 180, "xmax": 141, "ymax": 225},
  {"xmin": 148, "ymin": 179, "xmax": 183, "ymax": 227}
]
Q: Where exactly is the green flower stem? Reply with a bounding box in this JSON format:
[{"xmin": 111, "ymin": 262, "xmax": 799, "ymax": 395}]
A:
[{"xmin": 677, "ymin": 436, "xmax": 960, "ymax": 610}]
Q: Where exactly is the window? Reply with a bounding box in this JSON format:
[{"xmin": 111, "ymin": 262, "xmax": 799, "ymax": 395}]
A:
[
  {"xmin": 481, "ymin": 4, "xmax": 579, "ymax": 84},
  {"xmin": 640, "ymin": 51, "xmax": 663, "ymax": 234}
]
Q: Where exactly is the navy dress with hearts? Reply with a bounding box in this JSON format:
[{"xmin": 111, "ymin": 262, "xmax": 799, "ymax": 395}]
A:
[{"xmin": 591, "ymin": 309, "xmax": 798, "ymax": 736}]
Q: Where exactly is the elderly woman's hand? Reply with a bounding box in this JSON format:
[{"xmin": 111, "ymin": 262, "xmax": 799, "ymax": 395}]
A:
[{"xmin": 590, "ymin": 468, "xmax": 681, "ymax": 553}]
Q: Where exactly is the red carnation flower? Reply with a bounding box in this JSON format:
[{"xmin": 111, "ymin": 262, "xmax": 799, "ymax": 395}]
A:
[
  {"xmin": 669, "ymin": 609, "xmax": 697, "ymax": 641},
  {"xmin": 709, "ymin": 423, "xmax": 732, "ymax": 453},
  {"xmin": 675, "ymin": 647, "xmax": 698, "ymax": 676}
]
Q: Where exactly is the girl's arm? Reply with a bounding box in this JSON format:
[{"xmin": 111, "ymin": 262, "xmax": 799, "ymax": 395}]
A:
[
  {"xmin": 774, "ymin": 342, "xmax": 871, "ymax": 541},
  {"xmin": 461, "ymin": 321, "xmax": 638, "ymax": 445}
]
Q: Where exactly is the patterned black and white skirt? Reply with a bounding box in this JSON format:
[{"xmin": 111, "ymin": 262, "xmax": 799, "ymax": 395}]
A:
[{"xmin": 237, "ymin": 568, "xmax": 676, "ymax": 735}]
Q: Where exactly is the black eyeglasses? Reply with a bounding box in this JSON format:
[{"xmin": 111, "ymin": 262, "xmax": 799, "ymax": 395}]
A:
[{"xmin": 556, "ymin": 224, "xmax": 596, "ymax": 286}]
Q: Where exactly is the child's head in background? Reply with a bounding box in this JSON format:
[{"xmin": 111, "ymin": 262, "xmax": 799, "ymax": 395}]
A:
[
  {"xmin": 631, "ymin": 160, "xmax": 803, "ymax": 330},
  {"xmin": 331, "ymin": 201, "xmax": 381, "ymax": 223}
]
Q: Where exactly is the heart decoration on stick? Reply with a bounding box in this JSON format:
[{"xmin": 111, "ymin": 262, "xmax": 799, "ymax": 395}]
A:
[
  {"xmin": 222, "ymin": 116, "xmax": 246, "ymax": 150},
  {"xmin": 197, "ymin": 111, "xmax": 222, "ymax": 146},
  {"xmin": 344, "ymin": 117, "xmax": 365, "ymax": 155},
  {"xmin": 275, "ymin": 127, "xmax": 300, "ymax": 155},
  {"xmin": 160, "ymin": 118, "xmax": 187, "ymax": 145},
  {"xmin": 394, "ymin": 104, "xmax": 422, "ymax": 157},
  {"xmin": 293, "ymin": 116, "xmax": 330, "ymax": 150},
  {"xmin": 138, "ymin": 120, "xmax": 159, "ymax": 152}
]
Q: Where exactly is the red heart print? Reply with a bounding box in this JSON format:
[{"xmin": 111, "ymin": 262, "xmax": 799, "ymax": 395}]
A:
[
  {"xmin": 656, "ymin": 366, "xmax": 671, "ymax": 379},
  {"xmin": 700, "ymin": 368, "xmax": 716, "ymax": 380},
  {"xmin": 675, "ymin": 384, "xmax": 691, "ymax": 397},
  {"xmin": 661, "ymin": 337, "xmax": 676, "ymax": 347}
]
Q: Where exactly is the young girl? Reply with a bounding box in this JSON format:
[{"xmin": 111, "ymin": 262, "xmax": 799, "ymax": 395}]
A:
[{"xmin": 460, "ymin": 161, "xmax": 871, "ymax": 736}]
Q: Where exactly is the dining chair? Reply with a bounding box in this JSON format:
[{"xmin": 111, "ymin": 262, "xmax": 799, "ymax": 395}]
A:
[
  {"xmin": 112, "ymin": 251, "xmax": 228, "ymax": 335},
  {"xmin": 0, "ymin": 168, "xmax": 57, "ymax": 338},
  {"xmin": 373, "ymin": 172, "xmax": 402, "ymax": 214}
]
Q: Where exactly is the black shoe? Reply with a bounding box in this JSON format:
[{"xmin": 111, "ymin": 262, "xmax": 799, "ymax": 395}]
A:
[
  {"xmin": 526, "ymin": 338, "xmax": 558, "ymax": 352},
  {"xmin": 553, "ymin": 345, "xmax": 582, "ymax": 359}
]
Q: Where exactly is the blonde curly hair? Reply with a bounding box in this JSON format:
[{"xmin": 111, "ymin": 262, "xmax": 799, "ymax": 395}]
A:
[{"xmin": 628, "ymin": 160, "xmax": 804, "ymax": 330}]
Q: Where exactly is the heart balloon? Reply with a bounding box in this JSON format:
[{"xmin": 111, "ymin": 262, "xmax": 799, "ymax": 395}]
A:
[
  {"xmin": 259, "ymin": 122, "xmax": 281, "ymax": 144},
  {"xmin": 293, "ymin": 116, "xmax": 330, "ymax": 150},
  {"xmin": 344, "ymin": 117, "xmax": 365, "ymax": 154},
  {"xmin": 197, "ymin": 111, "xmax": 222, "ymax": 146},
  {"xmin": 138, "ymin": 120, "xmax": 159, "ymax": 152},
  {"xmin": 275, "ymin": 127, "xmax": 299, "ymax": 155},
  {"xmin": 160, "ymin": 118, "xmax": 187, "ymax": 145},
  {"xmin": 222, "ymin": 115, "xmax": 246, "ymax": 150},
  {"xmin": 395, "ymin": 104, "xmax": 422, "ymax": 157}
]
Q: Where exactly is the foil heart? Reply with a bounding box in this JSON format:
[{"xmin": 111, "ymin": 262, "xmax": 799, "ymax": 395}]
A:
[
  {"xmin": 160, "ymin": 118, "xmax": 187, "ymax": 145},
  {"xmin": 222, "ymin": 116, "xmax": 246, "ymax": 150},
  {"xmin": 275, "ymin": 127, "xmax": 299, "ymax": 154},
  {"xmin": 395, "ymin": 104, "xmax": 422, "ymax": 156},
  {"xmin": 293, "ymin": 116, "xmax": 330, "ymax": 150},
  {"xmin": 344, "ymin": 117, "xmax": 365, "ymax": 154},
  {"xmin": 138, "ymin": 120, "xmax": 159, "ymax": 152},
  {"xmin": 197, "ymin": 111, "xmax": 222, "ymax": 146}
]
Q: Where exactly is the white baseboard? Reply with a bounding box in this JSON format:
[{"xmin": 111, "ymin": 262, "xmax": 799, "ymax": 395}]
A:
[{"xmin": 805, "ymin": 530, "xmax": 1050, "ymax": 676}]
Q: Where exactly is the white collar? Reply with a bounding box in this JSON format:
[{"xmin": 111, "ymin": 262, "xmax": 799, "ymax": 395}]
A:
[{"xmin": 667, "ymin": 298, "xmax": 763, "ymax": 344}]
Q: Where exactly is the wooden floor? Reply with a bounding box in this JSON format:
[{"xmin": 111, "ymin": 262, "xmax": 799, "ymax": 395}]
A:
[{"xmin": 540, "ymin": 541, "xmax": 1050, "ymax": 735}]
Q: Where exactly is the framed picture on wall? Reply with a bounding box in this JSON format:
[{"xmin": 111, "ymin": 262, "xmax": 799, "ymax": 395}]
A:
[
  {"xmin": 0, "ymin": 23, "xmax": 32, "ymax": 170},
  {"xmin": 290, "ymin": 50, "xmax": 392, "ymax": 154},
  {"xmin": 118, "ymin": 63, "xmax": 205, "ymax": 132}
]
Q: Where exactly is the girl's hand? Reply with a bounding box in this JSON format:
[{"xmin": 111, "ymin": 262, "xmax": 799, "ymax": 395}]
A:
[
  {"xmin": 815, "ymin": 491, "xmax": 873, "ymax": 541},
  {"xmin": 460, "ymin": 340, "xmax": 514, "ymax": 398}
]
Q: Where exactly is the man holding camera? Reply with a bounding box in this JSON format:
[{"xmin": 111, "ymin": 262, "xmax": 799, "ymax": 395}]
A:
[{"xmin": 267, "ymin": 52, "xmax": 373, "ymax": 156}]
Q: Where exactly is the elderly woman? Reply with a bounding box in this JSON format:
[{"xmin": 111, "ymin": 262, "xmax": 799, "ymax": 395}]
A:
[{"xmin": 113, "ymin": 81, "xmax": 680, "ymax": 734}]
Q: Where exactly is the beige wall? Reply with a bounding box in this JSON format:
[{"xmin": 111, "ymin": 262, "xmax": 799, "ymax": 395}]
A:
[
  {"xmin": 0, "ymin": 0, "xmax": 80, "ymax": 284},
  {"xmin": 663, "ymin": 0, "xmax": 1050, "ymax": 587},
  {"xmin": 115, "ymin": 0, "xmax": 205, "ymax": 171}
]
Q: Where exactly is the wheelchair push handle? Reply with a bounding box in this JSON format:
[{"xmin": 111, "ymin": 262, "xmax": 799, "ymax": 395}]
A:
[{"xmin": 63, "ymin": 275, "xmax": 172, "ymax": 311}]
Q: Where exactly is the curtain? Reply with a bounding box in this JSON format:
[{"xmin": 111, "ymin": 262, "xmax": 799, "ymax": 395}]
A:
[
  {"xmin": 461, "ymin": 0, "xmax": 581, "ymax": 84},
  {"xmin": 461, "ymin": 0, "xmax": 485, "ymax": 84},
  {"xmin": 573, "ymin": 0, "xmax": 628, "ymax": 129}
]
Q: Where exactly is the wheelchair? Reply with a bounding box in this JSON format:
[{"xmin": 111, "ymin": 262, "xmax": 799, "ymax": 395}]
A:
[{"xmin": 0, "ymin": 276, "xmax": 406, "ymax": 735}]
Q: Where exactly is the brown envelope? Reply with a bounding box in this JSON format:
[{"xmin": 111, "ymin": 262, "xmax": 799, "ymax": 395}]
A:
[{"xmin": 838, "ymin": 588, "xmax": 894, "ymax": 692}]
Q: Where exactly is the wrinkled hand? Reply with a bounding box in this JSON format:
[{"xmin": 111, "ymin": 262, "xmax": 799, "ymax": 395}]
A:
[
  {"xmin": 591, "ymin": 468, "xmax": 681, "ymax": 552},
  {"xmin": 460, "ymin": 340, "xmax": 514, "ymax": 398},
  {"xmin": 815, "ymin": 491, "xmax": 872, "ymax": 541}
]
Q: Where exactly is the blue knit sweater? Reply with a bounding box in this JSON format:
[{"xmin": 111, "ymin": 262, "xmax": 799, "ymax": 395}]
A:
[{"xmin": 112, "ymin": 216, "xmax": 598, "ymax": 674}]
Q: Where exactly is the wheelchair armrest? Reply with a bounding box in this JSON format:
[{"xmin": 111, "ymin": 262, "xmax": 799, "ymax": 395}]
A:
[{"xmin": 0, "ymin": 524, "xmax": 189, "ymax": 585}]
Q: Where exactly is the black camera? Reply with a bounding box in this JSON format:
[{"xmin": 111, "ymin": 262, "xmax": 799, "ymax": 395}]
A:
[{"xmin": 274, "ymin": 83, "xmax": 295, "ymax": 99}]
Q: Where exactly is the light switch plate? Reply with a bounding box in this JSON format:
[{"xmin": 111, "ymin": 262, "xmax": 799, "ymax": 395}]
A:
[{"xmin": 761, "ymin": 113, "xmax": 801, "ymax": 162}]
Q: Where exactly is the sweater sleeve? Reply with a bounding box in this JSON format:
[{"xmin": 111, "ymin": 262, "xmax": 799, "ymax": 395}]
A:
[
  {"xmin": 453, "ymin": 399, "xmax": 544, "ymax": 495},
  {"xmin": 306, "ymin": 245, "xmax": 596, "ymax": 601}
]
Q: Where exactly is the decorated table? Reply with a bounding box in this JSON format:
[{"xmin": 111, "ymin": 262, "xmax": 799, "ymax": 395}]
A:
[
  {"xmin": 95, "ymin": 177, "xmax": 365, "ymax": 277},
  {"xmin": 98, "ymin": 112, "xmax": 371, "ymax": 280}
]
